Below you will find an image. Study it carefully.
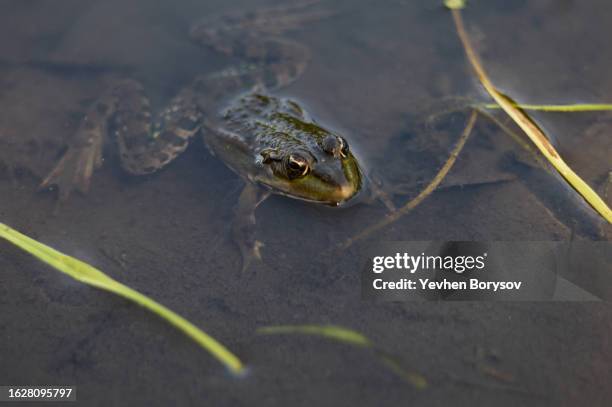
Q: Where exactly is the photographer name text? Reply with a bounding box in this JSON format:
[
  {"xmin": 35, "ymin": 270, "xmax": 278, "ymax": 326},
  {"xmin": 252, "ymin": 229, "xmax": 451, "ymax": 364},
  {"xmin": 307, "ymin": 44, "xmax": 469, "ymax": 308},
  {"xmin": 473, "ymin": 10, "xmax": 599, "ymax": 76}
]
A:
[{"xmin": 371, "ymin": 252, "xmax": 522, "ymax": 292}]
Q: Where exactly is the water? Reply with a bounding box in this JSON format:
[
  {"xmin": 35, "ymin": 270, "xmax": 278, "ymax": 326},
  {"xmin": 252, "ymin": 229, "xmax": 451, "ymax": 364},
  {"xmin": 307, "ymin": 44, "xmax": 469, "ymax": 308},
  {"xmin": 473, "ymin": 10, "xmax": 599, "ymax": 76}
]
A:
[{"xmin": 0, "ymin": 1, "xmax": 610, "ymax": 405}]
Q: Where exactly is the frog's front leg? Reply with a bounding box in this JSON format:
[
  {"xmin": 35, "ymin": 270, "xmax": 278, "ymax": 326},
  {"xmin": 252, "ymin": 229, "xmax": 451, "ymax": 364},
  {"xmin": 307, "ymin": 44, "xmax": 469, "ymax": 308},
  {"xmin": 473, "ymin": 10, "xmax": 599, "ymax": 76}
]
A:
[
  {"xmin": 41, "ymin": 79, "xmax": 202, "ymax": 200},
  {"xmin": 233, "ymin": 183, "xmax": 271, "ymax": 273}
]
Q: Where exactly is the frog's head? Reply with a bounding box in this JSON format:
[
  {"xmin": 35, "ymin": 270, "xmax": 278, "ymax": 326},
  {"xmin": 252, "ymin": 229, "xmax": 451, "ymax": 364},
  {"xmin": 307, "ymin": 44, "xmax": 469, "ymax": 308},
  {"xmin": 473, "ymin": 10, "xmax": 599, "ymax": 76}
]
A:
[{"xmin": 258, "ymin": 133, "xmax": 363, "ymax": 206}]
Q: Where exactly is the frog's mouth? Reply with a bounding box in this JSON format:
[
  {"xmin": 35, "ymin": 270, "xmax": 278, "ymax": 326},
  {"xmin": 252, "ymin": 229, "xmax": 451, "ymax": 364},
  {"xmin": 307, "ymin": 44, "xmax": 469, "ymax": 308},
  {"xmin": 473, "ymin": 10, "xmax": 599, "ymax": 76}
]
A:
[
  {"xmin": 266, "ymin": 181, "xmax": 361, "ymax": 206},
  {"xmin": 260, "ymin": 154, "xmax": 363, "ymax": 206}
]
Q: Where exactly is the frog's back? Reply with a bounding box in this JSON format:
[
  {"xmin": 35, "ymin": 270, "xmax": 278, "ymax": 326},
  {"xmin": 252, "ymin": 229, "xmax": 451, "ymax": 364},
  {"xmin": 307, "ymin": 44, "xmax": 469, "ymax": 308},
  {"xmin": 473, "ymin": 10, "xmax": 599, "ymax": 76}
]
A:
[{"xmin": 219, "ymin": 92, "xmax": 330, "ymax": 154}]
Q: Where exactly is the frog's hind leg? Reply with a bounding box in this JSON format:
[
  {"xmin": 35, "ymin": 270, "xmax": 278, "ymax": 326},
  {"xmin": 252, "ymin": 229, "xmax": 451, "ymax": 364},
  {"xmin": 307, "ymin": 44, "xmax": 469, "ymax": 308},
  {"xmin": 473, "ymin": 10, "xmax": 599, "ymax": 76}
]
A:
[
  {"xmin": 113, "ymin": 80, "xmax": 203, "ymax": 175},
  {"xmin": 39, "ymin": 89, "xmax": 117, "ymax": 201},
  {"xmin": 191, "ymin": 0, "xmax": 331, "ymax": 49},
  {"xmin": 40, "ymin": 79, "xmax": 203, "ymax": 200},
  {"xmin": 190, "ymin": 1, "xmax": 333, "ymax": 88}
]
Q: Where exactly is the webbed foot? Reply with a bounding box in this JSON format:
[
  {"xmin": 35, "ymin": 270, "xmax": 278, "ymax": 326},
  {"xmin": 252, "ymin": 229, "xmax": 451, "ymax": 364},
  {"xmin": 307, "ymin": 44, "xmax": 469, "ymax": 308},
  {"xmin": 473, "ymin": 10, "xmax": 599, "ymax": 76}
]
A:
[
  {"xmin": 39, "ymin": 138, "xmax": 103, "ymax": 201},
  {"xmin": 38, "ymin": 81, "xmax": 124, "ymax": 201},
  {"xmin": 39, "ymin": 102, "xmax": 112, "ymax": 201}
]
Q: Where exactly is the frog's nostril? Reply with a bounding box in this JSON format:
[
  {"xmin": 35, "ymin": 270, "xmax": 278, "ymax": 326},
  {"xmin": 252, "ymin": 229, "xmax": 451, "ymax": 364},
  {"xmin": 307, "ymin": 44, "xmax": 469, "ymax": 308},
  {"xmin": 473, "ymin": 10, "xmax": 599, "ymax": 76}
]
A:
[{"xmin": 321, "ymin": 135, "xmax": 340, "ymax": 155}]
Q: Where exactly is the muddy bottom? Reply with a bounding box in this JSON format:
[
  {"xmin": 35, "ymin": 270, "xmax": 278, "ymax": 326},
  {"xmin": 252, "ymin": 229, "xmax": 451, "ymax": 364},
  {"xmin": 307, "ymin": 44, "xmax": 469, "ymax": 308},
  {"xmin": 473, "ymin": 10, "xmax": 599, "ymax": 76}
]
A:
[{"xmin": 1, "ymin": 0, "xmax": 611, "ymax": 406}]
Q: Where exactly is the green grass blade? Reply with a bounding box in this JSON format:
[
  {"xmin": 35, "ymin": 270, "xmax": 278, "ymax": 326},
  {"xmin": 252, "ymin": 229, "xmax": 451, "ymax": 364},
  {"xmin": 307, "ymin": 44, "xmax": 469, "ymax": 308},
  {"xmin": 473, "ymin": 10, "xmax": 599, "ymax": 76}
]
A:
[
  {"xmin": 258, "ymin": 325, "xmax": 372, "ymax": 347},
  {"xmin": 444, "ymin": 0, "xmax": 466, "ymax": 9},
  {"xmin": 480, "ymin": 103, "xmax": 612, "ymax": 112},
  {"xmin": 0, "ymin": 222, "xmax": 245, "ymax": 375},
  {"xmin": 257, "ymin": 324, "xmax": 427, "ymax": 389},
  {"xmin": 378, "ymin": 352, "xmax": 428, "ymax": 390},
  {"xmin": 448, "ymin": 5, "xmax": 612, "ymax": 223}
]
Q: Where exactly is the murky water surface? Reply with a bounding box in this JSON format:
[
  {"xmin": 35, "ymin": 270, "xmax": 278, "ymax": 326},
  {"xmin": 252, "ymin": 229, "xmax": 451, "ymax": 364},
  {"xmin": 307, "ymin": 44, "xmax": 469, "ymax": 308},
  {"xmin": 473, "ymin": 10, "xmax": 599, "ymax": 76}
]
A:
[{"xmin": 1, "ymin": 1, "xmax": 610, "ymax": 405}]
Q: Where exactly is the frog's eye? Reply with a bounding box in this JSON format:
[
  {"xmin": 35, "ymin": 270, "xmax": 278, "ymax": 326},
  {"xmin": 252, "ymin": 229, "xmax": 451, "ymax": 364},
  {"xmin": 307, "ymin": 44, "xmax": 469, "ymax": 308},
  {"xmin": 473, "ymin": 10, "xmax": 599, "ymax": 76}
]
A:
[
  {"xmin": 339, "ymin": 137, "xmax": 349, "ymax": 158},
  {"xmin": 286, "ymin": 154, "xmax": 310, "ymax": 179}
]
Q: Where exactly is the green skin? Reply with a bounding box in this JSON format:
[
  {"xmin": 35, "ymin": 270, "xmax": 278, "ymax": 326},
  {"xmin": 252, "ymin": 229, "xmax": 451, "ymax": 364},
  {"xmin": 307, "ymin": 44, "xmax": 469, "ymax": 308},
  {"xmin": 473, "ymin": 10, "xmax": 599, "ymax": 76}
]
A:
[
  {"xmin": 206, "ymin": 93, "xmax": 363, "ymax": 206},
  {"xmin": 205, "ymin": 92, "xmax": 365, "ymax": 271},
  {"xmin": 40, "ymin": 3, "xmax": 367, "ymax": 271}
]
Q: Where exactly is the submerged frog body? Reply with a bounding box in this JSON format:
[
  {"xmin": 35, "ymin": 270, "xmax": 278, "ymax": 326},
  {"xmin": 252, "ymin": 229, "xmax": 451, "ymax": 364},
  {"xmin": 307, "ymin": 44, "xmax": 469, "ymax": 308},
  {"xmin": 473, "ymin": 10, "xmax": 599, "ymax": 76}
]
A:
[
  {"xmin": 40, "ymin": 2, "xmax": 367, "ymax": 271},
  {"xmin": 209, "ymin": 93, "xmax": 362, "ymax": 204}
]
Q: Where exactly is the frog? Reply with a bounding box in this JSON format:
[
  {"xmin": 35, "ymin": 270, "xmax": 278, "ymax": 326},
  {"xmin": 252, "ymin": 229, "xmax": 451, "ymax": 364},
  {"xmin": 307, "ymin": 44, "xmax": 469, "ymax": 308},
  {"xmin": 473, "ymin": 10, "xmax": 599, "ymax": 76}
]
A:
[{"xmin": 38, "ymin": 1, "xmax": 381, "ymax": 271}]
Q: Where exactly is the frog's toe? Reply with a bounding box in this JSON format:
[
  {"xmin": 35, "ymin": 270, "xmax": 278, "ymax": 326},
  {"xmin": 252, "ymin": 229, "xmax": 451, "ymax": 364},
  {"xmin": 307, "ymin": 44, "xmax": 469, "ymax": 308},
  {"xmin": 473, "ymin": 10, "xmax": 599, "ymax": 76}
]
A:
[{"xmin": 239, "ymin": 240, "xmax": 264, "ymax": 273}]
